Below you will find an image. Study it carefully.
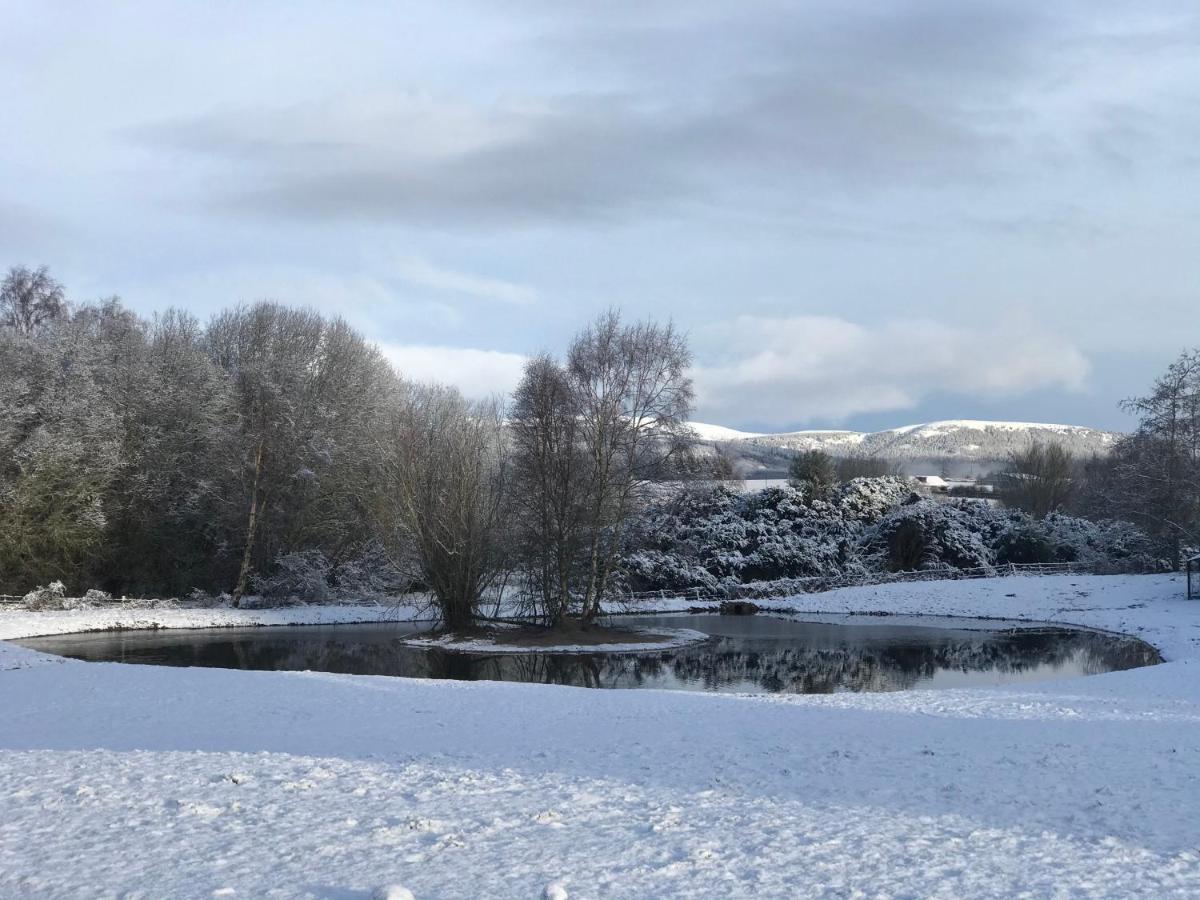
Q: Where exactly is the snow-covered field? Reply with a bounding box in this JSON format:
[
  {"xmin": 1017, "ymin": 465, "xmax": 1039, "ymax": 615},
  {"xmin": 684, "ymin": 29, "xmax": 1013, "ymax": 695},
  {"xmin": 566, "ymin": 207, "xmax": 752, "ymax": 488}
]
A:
[{"xmin": 2, "ymin": 574, "xmax": 1200, "ymax": 898}]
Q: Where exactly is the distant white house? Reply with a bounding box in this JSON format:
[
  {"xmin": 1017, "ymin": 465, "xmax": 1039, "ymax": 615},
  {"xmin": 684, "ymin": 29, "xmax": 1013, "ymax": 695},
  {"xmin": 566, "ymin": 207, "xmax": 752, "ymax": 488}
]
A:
[{"xmin": 914, "ymin": 475, "xmax": 950, "ymax": 490}]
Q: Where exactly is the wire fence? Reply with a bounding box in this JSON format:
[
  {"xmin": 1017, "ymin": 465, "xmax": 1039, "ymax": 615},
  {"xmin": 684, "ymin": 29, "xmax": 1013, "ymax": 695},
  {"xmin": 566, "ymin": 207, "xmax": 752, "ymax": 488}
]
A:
[{"xmin": 0, "ymin": 593, "xmax": 183, "ymax": 609}]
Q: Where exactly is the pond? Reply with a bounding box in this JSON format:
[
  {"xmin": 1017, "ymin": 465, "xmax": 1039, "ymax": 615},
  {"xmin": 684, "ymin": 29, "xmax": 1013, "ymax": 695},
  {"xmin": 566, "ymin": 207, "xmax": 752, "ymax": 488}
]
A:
[{"xmin": 17, "ymin": 614, "xmax": 1160, "ymax": 695}]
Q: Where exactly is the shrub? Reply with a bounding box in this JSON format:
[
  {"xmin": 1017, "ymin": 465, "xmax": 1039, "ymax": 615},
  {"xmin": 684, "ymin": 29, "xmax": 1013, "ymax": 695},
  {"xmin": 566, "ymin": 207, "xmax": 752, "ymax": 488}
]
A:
[
  {"xmin": 621, "ymin": 478, "xmax": 1164, "ymax": 592},
  {"xmin": 995, "ymin": 527, "xmax": 1056, "ymax": 565},
  {"xmin": 331, "ymin": 543, "xmax": 411, "ymax": 600},
  {"xmin": 252, "ymin": 550, "xmax": 332, "ymax": 603},
  {"xmin": 866, "ymin": 501, "xmax": 994, "ymax": 571},
  {"xmin": 21, "ymin": 581, "xmax": 69, "ymax": 610},
  {"xmin": 887, "ymin": 518, "xmax": 928, "ymax": 571}
]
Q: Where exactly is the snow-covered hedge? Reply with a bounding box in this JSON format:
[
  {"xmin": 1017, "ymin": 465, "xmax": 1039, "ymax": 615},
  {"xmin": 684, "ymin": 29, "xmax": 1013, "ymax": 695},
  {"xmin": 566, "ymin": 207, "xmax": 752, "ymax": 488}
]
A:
[
  {"xmin": 623, "ymin": 479, "xmax": 911, "ymax": 591},
  {"xmin": 621, "ymin": 479, "xmax": 1167, "ymax": 591}
]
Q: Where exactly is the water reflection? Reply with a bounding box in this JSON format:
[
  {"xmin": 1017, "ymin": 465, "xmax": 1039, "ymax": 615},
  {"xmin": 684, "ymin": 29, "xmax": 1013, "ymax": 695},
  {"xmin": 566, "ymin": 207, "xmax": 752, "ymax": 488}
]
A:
[{"xmin": 18, "ymin": 615, "xmax": 1159, "ymax": 695}]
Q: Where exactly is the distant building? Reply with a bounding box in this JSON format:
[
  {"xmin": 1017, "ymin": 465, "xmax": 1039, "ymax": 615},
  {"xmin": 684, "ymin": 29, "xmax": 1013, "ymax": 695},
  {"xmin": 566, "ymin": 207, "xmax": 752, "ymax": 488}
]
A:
[
  {"xmin": 913, "ymin": 475, "xmax": 950, "ymax": 492},
  {"xmin": 911, "ymin": 475, "xmax": 1000, "ymax": 505}
]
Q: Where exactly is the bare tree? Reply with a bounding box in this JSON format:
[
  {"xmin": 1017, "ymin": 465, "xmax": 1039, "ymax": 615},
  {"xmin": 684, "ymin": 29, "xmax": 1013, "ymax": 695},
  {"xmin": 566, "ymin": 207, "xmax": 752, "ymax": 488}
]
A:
[
  {"xmin": 511, "ymin": 310, "xmax": 694, "ymax": 626},
  {"xmin": 378, "ymin": 385, "xmax": 510, "ymax": 631},
  {"xmin": 997, "ymin": 441, "xmax": 1076, "ymax": 518},
  {"xmin": 1, "ymin": 266, "xmax": 66, "ymax": 336},
  {"xmin": 571, "ymin": 312, "xmax": 694, "ymax": 622},
  {"xmin": 509, "ymin": 355, "xmax": 589, "ymax": 626},
  {"xmin": 1099, "ymin": 349, "xmax": 1200, "ymax": 565}
]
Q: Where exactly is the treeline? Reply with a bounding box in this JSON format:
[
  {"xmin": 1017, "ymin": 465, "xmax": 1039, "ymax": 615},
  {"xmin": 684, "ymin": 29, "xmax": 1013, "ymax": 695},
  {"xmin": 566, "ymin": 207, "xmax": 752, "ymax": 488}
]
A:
[
  {"xmin": 2, "ymin": 264, "xmax": 1195, "ymax": 624},
  {"xmin": 0, "ymin": 267, "xmax": 695, "ymax": 628},
  {"xmin": 0, "ymin": 267, "xmax": 402, "ymax": 600}
]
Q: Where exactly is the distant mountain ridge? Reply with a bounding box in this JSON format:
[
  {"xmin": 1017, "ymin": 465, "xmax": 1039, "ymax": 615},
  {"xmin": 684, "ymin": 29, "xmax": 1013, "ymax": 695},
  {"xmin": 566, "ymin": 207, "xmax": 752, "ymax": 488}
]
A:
[{"xmin": 687, "ymin": 419, "xmax": 1122, "ymax": 476}]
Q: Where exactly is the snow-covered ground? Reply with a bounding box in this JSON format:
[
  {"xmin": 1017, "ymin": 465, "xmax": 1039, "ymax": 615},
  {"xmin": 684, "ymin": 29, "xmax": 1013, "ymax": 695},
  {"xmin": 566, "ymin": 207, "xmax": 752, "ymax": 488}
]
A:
[
  {"xmin": 2, "ymin": 574, "xmax": 1199, "ymax": 898},
  {"xmin": 0, "ymin": 602, "xmax": 426, "ymax": 648}
]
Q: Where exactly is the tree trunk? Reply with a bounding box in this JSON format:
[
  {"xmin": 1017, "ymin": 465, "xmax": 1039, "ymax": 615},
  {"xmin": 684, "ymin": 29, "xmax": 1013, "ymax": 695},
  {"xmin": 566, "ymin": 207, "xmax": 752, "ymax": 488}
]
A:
[{"xmin": 232, "ymin": 437, "xmax": 265, "ymax": 608}]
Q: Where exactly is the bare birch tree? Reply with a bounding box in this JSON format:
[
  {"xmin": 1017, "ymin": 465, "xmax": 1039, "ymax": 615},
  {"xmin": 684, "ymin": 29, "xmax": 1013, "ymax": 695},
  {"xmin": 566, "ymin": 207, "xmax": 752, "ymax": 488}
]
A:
[
  {"xmin": 378, "ymin": 385, "xmax": 510, "ymax": 630},
  {"xmin": 510, "ymin": 355, "xmax": 589, "ymax": 626},
  {"xmin": 1099, "ymin": 349, "xmax": 1200, "ymax": 565},
  {"xmin": 511, "ymin": 310, "xmax": 693, "ymax": 626}
]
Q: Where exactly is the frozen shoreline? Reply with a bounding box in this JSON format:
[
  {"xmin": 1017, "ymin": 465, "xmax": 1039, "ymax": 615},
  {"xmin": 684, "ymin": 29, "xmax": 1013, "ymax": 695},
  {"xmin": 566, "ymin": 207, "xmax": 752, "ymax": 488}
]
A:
[{"xmin": 3, "ymin": 573, "xmax": 1199, "ymax": 898}]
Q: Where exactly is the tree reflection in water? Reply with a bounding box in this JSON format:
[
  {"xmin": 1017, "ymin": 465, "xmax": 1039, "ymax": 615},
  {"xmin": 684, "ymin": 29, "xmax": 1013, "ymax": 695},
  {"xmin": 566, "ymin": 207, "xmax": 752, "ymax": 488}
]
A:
[{"xmin": 21, "ymin": 615, "xmax": 1159, "ymax": 695}]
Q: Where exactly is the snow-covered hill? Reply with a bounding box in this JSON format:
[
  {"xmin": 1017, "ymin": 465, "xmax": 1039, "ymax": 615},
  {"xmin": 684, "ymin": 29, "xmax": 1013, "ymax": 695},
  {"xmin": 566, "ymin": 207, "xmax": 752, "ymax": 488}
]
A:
[
  {"xmin": 684, "ymin": 422, "xmax": 764, "ymax": 441},
  {"xmin": 688, "ymin": 419, "xmax": 1121, "ymax": 475}
]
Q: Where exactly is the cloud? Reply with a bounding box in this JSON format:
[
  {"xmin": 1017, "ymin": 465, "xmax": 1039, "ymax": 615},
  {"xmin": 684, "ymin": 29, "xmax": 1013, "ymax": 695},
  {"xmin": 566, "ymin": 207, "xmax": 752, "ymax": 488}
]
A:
[
  {"xmin": 129, "ymin": 2, "xmax": 1200, "ymax": 233},
  {"xmin": 381, "ymin": 314, "xmax": 1090, "ymax": 426},
  {"xmin": 378, "ymin": 343, "xmax": 528, "ymax": 398},
  {"xmin": 391, "ymin": 255, "xmax": 537, "ymax": 305},
  {"xmin": 118, "ymin": 2, "xmax": 1200, "ymax": 241},
  {"xmin": 135, "ymin": 91, "xmax": 692, "ymax": 225},
  {"xmin": 692, "ymin": 315, "xmax": 1090, "ymax": 426},
  {"xmin": 117, "ymin": 3, "xmax": 1074, "ymax": 227}
]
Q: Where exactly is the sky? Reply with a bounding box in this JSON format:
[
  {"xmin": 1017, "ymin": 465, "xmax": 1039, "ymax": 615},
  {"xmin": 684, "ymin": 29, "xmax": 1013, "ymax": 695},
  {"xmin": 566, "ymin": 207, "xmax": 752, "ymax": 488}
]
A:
[{"xmin": 3, "ymin": 0, "xmax": 1199, "ymax": 432}]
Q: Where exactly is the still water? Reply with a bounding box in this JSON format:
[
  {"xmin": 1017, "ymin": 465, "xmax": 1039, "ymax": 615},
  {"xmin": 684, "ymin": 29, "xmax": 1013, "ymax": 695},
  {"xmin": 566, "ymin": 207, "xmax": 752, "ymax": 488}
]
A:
[{"xmin": 18, "ymin": 614, "xmax": 1159, "ymax": 695}]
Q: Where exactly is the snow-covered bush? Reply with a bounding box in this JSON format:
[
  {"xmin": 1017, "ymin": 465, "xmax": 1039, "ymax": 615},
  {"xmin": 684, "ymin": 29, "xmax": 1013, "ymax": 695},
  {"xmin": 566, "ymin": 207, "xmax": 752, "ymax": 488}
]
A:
[
  {"xmin": 21, "ymin": 581, "xmax": 69, "ymax": 610},
  {"xmin": 622, "ymin": 478, "xmax": 1164, "ymax": 590},
  {"xmin": 834, "ymin": 476, "xmax": 917, "ymax": 524},
  {"xmin": 622, "ymin": 481, "xmax": 883, "ymax": 590},
  {"xmin": 994, "ymin": 526, "xmax": 1056, "ymax": 565},
  {"xmin": 18, "ymin": 582, "xmax": 115, "ymax": 609},
  {"xmin": 251, "ymin": 545, "xmax": 411, "ymax": 605},
  {"xmin": 330, "ymin": 543, "xmax": 410, "ymax": 600},
  {"xmin": 1039, "ymin": 514, "xmax": 1168, "ymax": 572},
  {"xmin": 864, "ymin": 500, "xmax": 996, "ymax": 572},
  {"xmin": 252, "ymin": 550, "xmax": 333, "ymax": 604}
]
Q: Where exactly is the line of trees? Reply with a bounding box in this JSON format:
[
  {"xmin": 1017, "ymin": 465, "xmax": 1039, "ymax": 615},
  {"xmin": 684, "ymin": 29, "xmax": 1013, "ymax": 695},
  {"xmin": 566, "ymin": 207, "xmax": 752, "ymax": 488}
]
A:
[
  {"xmin": 4, "ymin": 264, "xmax": 1196, "ymax": 622},
  {"xmin": 0, "ymin": 266, "xmax": 697, "ymax": 629}
]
